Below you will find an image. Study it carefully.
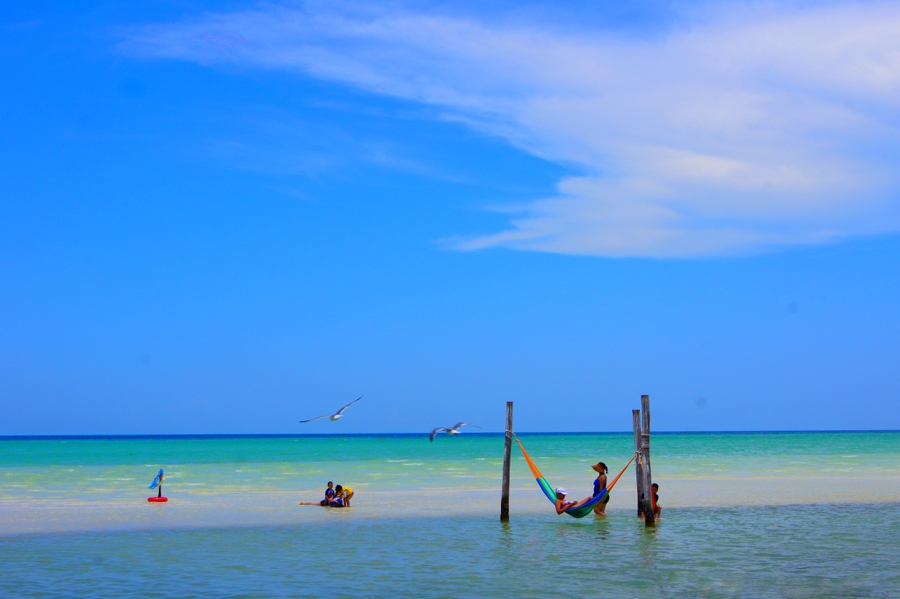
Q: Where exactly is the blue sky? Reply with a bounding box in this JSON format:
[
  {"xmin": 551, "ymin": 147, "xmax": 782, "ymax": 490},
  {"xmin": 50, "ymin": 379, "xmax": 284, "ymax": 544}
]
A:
[{"xmin": 1, "ymin": 0, "xmax": 898, "ymax": 434}]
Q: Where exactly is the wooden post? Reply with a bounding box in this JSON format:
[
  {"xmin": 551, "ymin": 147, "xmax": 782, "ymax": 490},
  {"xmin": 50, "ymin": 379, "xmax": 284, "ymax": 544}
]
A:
[
  {"xmin": 500, "ymin": 401, "xmax": 513, "ymax": 522},
  {"xmin": 632, "ymin": 409, "xmax": 645, "ymax": 518},
  {"xmin": 640, "ymin": 394, "xmax": 655, "ymax": 525}
]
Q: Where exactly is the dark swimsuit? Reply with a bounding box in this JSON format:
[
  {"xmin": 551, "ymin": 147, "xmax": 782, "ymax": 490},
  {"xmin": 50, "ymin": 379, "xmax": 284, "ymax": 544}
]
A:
[{"xmin": 593, "ymin": 477, "xmax": 610, "ymax": 504}]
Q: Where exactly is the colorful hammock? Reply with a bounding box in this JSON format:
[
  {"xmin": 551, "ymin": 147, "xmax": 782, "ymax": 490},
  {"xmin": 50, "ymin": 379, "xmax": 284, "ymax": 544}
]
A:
[{"xmin": 515, "ymin": 437, "xmax": 636, "ymax": 518}]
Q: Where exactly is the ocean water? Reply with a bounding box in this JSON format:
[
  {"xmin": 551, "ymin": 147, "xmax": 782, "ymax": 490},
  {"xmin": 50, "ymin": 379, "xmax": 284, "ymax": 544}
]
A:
[{"xmin": 1, "ymin": 432, "xmax": 899, "ymax": 597}]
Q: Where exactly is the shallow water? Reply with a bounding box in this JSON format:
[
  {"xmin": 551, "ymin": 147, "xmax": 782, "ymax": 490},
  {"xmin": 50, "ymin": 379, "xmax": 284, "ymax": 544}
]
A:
[
  {"xmin": 1, "ymin": 432, "xmax": 898, "ymax": 597},
  {"xmin": 3, "ymin": 503, "xmax": 899, "ymax": 598},
  {"xmin": 1, "ymin": 432, "xmax": 899, "ymax": 534},
  {"xmin": 3, "ymin": 431, "xmax": 897, "ymax": 495}
]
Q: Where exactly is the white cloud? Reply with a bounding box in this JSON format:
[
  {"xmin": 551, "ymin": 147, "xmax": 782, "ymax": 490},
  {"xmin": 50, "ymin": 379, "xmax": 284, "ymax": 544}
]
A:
[{"xmin": 121, "ymin": 1, "xmax": 900, "ymax": 257}]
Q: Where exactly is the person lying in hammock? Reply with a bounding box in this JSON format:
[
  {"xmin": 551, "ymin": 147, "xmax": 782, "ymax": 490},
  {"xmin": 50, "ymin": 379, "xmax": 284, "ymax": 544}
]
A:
[
  {"xmin": 554, "ymin": 487, "xmax": 594, "ymax": 515},
  {"xmin": 554, "ymin": 488, "xmax": 574, "ymax": 514}
]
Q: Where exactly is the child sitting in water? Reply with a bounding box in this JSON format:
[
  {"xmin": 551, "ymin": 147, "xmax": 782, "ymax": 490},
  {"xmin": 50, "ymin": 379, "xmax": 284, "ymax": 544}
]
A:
[
  {"xmin": 299, "ymin": 481, "xmax": 342, "ymax": 507},
  {"xmin": 329, "ymin": 485, "xmax": 345, "ymax": 507},
  {"xmin": 320, "ymin": 481, "xmax": 335, "ymax": 506},
  {"xmin": 299, "ymin": 481, "xmax": 355, "ymax": 508}
]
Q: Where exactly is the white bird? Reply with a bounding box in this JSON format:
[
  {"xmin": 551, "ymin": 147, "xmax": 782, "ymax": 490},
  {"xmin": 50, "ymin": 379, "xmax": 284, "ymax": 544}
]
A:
[
  {"xmin": 430, "ymin": 422, "xmax": 480, "ymax": 441},
  {"xmin": 300, "ymin": 396, "xmax": 362, "ymax": 423}
]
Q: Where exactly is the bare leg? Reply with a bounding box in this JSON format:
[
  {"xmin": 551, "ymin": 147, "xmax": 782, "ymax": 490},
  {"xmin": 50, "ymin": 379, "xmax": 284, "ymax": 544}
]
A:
[
  {"xmin": 593, "ymin": 496, "xmax": 608, "ymax": 516},
  {"xmin": 567, "ymin": 496, "xmax": 593, "ymax": 509}
]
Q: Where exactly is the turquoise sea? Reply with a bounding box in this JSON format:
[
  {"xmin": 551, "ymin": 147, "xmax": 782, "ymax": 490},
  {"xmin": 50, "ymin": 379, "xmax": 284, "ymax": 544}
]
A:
[{"xmin": 2, "ymin": 432, "xmax": 899, "ymax": 598}]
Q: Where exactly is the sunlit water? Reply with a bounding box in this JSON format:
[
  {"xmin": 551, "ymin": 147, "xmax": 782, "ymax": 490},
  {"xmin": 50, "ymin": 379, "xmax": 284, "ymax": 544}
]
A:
[{"xmin": 1, "ymin": 433, "xmax": 898, "ymax": 597}]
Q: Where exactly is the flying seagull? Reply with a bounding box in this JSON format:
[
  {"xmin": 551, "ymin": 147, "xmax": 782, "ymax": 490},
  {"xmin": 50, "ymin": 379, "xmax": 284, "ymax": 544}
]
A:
[
  {"xmin": 300, "ymin": 396, "xmax": 362, "ymax": 423},
  {"xmin": 430, "ymin": 422, "xmax": 481, "ymax": 441}
]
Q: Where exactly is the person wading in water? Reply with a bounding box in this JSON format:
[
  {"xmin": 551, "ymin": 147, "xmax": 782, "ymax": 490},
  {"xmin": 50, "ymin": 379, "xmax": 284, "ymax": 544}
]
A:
[{"xmin": 591, "ymin": 462, "xmax": 610, "ymax": 516}]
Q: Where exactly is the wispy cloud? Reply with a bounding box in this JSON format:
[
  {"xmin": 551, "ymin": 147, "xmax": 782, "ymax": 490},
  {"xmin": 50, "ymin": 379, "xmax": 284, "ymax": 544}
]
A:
[{"xmin": 120, "ymin": 1, "xmax": 900, "ymax": 257}]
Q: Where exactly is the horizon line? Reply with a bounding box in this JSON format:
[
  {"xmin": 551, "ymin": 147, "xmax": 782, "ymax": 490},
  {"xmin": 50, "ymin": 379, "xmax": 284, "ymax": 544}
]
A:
[{"xmin": 1, "ymin": 429, "xmax": 898, "ymax": 441}]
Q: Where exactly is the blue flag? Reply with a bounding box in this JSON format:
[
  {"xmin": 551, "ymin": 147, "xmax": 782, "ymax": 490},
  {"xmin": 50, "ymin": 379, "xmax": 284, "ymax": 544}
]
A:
[{"xmin": 148, "ymin": 469, "xmax": 164, "ymax": 490}]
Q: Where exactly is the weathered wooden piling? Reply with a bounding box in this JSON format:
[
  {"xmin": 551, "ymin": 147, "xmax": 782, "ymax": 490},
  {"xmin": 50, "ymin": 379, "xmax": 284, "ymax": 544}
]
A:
[
  {"xmin": 640, "ymin": 394, "xmax": 655, "ymax": 525},
  {"xmin": 632, "ymin": 409, "xmax": 645, "ymax": 518},
  {"xmin": 500, "ymin": 401, "xmax": 513, "ymax": 522}
]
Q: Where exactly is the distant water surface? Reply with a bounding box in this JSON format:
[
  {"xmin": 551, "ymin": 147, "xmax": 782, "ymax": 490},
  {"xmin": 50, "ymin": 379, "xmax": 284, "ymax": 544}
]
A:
[
  {"xmin": 1, "ymin": 432, "xmax": 898, "ymax": 597},
  {"xmin": 2, "ymin": 431, "xmax": 896, "ymax": 501}
]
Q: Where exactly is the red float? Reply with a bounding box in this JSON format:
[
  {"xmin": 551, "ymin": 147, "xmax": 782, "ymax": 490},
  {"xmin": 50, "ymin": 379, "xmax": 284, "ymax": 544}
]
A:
[{"xmin": 147, "ymin": 497, "xmax": 168, "ymax": 502}]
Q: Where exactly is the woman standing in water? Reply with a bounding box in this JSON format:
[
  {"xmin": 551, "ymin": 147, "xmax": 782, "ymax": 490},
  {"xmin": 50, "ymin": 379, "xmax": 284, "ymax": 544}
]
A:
[{"xmin": 591, "ymin": 462, "xmax": 610, "ymax": 516}]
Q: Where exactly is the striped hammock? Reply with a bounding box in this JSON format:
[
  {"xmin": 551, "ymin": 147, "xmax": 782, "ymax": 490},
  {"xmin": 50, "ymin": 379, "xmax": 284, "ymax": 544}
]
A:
[{"xmin": 515, "ymin": 437, "xmax": 636, "ymax": 518}]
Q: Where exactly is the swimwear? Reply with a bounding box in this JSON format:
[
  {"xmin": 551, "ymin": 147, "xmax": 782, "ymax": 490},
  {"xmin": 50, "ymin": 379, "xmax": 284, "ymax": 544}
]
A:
[{"xmin": 593, "ymin": 476, "xmax": 608, "ymax": 498}]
